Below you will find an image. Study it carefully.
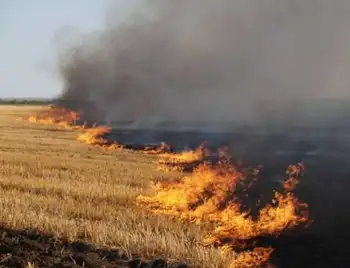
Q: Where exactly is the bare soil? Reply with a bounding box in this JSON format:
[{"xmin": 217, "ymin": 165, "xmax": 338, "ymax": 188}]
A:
[{"xmin": 0, "ymin": 227, "xmax": 187, "ymax": 268}]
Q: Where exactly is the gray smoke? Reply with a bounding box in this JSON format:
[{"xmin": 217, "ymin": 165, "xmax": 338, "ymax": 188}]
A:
[{"xmin": 58, "ymin": 0, "xmax": 350, "ymax": 128}]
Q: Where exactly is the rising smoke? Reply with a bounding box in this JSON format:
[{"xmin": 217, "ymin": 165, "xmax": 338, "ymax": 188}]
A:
[{"xmin": 57, "ymin": 0, "xmax": 350, "ymax": 127}]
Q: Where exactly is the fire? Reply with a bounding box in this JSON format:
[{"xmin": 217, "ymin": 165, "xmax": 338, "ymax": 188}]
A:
[
  {"xmin": 27, "ymin": 107, "xmax": 185, "ymax": 155},
  {"xmin": 28, "ymin": 114, "xmax": 54, "ymax": 125},
  {"xmin": 27, "ymin": 107, "xmax": 171, "ymax": 153},
  {"xmin": 76, "ymin": 126, "xmax": 123, "ymax": 150},
  {"xmin": 77, "ymin": 126, "xmax": 111, "ymax": 145},
  {"xmin": 157, "ymin": 143, "xmax": 208, "ymax": 171},
  {"xmin": 137, "ymin": 153, "xmax": 244, "ymax": 221},
  {"xmin": 143, "ymin": 142, "xmax": 171, "ymax": 155},
  {"xmin": 27, "ymin": 106, "xmax": 81, "ymax": 129},
  {"xmin": 282, "ymin": 165, "xmax": 301, "ymax": 191},
  {"xmin": 27, "ymin": 106, "xmax": 124, "ymax": 149},
  {"xmin": 227, "ymin": 247, "xmax": 274, "ymax": 268},
  {"xmin": 137, "ymin": 152, "xmax": 309, "ymax": 267},
  {"xmin": 203, "ymin": 164, "xmax": 308, "ymax": 247}
]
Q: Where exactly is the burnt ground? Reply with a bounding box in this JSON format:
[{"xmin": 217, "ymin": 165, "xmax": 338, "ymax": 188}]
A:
[
  {"xmin": 0, "ymin": 227, "xmax": 187, "ymax": 268},
  {"xmin": 101, "ymin": 125, "xmax": 350, "ymax": 268}
]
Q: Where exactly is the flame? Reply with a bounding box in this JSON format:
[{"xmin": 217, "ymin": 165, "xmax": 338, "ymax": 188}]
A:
[
  {"xmin": 27, "ymin": 107, "xmax": 171, "ymax": 153},
  {"xmin": 27, "ymin": 106, "xmax": 81, "ymax": 130},
  {"xmin": 228, "ymin": 247, "xmax": 274, "ymax": 268},
  {"xmin": 27, "ymin": 107, "xmax": 184, "ymax": 155},
  {"xmin": 77, "ymin": 126, "xmax": 111, "ymax": 145},
  {"xmin": 157, "ymin": 143, "xmax": 208, "ymax": 171},
  {"xmin": 137, "ymin": 153, "xmax": 245, "ymax": 222},
  {"xmin": 282, "ymin": 164, "xmax": 302, "ymax": 191},
  {"xmin": 27, "ymin": 106, "xmax": 124, "ymax": 149},
  {"xmin": 76, "ymin": 126, "xmax": 123, "ymax": 150},
  {"xmin": 137, "ymin": 152, "xmax": 309, "ymax": 267},
  {"xmin": 143, "ymin": 142, "xmax": 172, "ymax": 155},
  {"xmin": 203, "ymin": 164, "xmax": 308, "ymax": 247}
]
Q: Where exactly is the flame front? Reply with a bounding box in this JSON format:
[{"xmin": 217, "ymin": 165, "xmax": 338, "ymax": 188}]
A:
[
  {"xmin": 27, "ymin": 107, "xmax": 125, "ymax": 150},
  {"xmin": 137, "ymin": 152, "xmax": 309, "ymax": 267},
  {"xmin": 27, "ymin": 107, "xmax": 175, "ymax": 153}
]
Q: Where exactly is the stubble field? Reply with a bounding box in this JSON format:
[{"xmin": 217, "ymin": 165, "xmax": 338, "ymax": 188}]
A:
[{"xmin": 0, "ymin": 105, "xmax": 227, "ymax": 267}]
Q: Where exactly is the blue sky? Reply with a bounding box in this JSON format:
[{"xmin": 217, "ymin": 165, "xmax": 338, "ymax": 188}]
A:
[{"xmin": 0, "ymin": 0, "xmax": 131, "ymax": 98}]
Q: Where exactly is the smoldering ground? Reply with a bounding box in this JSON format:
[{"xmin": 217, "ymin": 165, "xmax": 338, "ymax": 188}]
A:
[{"xmin": 57, "ymin": 0, "xmax": 350, "ymax": 127}]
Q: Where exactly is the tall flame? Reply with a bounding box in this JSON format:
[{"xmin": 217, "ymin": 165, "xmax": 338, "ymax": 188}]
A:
[{"xmin": 137, "ymin": 152, "xmax": 309, "ymax": 267}]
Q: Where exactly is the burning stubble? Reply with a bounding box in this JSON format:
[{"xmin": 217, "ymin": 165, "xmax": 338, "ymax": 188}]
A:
[{"xmin": 57, "ymin": 0, "xmax": 350, "ymax": 127}]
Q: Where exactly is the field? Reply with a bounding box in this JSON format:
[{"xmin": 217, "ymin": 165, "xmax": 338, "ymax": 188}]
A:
[
  {"xmin": 0, "ymin": 105, "xmax": 228, "ymax": 267},
  {"xmin": 2, "ymin": 105, "xmax": 350, "ymax": 268}
]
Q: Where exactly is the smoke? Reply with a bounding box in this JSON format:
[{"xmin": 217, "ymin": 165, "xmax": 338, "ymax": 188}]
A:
[{"xmin": 57, "ymin": 0, "xmax": 350, "ymax": 127}]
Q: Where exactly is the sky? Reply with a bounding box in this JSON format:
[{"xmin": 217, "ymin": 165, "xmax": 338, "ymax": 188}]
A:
[{"xmin": 0, "ymin": 0, "xmax": 132, "ymax": 98}]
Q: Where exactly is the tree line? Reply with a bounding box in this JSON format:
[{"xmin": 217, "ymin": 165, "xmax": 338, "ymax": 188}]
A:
[{"xmin": 0, "ymin": 98, "xmax": 58, "ymax": 105}]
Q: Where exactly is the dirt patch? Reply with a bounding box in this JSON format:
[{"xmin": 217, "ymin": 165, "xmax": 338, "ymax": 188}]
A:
[{"xmin": 0, "ymin": 227, "xmax": 188, "ymax": 268}]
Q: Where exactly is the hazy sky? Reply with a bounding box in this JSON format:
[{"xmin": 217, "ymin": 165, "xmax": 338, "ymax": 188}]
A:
[{"xmin": 0, "ymin": 0, "xmax": 131, "ymax": 98}]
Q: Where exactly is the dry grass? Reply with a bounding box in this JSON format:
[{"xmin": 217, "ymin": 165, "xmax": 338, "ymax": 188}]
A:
[{"xmin": 0, "ymin": 105, "xmax": 231, "ymax": 268}]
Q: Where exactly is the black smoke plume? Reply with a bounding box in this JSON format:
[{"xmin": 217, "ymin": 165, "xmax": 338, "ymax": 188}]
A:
[{"xmin": 57, "ymin": 0, "xmax": 350, "ymax": 128}]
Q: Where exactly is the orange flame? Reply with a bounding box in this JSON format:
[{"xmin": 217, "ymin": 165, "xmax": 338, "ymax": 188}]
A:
[
  {"xmin": 76, "ymin": 126, "xmax": 123, "ymax": 150},
  {"xmin": 143, "ymin": 142, "xmax": 172, "ymax": 155},
  {"xmin": 27, "ymin": 107, "xmax": 124, "ymax": 150},
  {"xmin": 27, "ymin": 106, "xmax": 82, "ymax": 130},
  {"xmin": 137, "ymin": 152, "xmax": 309, "ymax": 267},
  {"xmin": 157, "ymin": 143, "xmax": 208, "ymax": 171},
  {"xmin": 225, "ymin": 247, "xmax": 274, "ymax": 268},
  {"xmin": 27, "ymin": 107, "xmax": 172, "ymax": 153}
]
